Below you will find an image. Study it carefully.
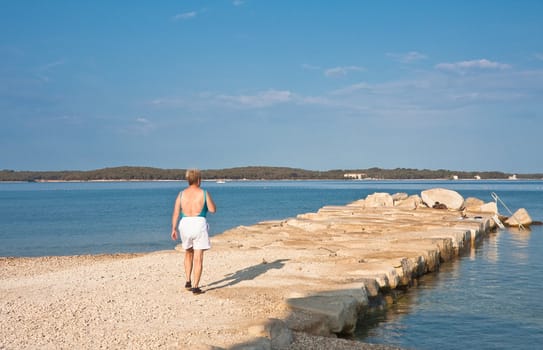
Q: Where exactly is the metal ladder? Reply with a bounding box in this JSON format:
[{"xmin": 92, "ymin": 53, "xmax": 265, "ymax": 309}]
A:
[{"xmin": 491, "ymin": 192, "xmax": 525, "ymax": 231}]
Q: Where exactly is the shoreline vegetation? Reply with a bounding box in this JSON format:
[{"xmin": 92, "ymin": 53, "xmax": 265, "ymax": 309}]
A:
[{"xmin": 1, "ymin": 165, "xmax": 542, "ymax": 182}]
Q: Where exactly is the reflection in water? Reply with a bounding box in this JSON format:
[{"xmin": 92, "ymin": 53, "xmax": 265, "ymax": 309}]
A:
[
  {"xmin": 482, "ymin": 231, "xmax": 500, "ymax": 264},
  {"xmin": 354, "ymin": 292, "xmax": 414, "ymax": 340},
  {"xmin": 354, "ymin": 225, "xmax": 543, "ymax": 350},
  {"xmin": 354, "ymin": 257, "xmax": 464, "ymax": 344},
  {"xmin": 508, "ymin": 227, "xmax": 531, "ymax": 263}
]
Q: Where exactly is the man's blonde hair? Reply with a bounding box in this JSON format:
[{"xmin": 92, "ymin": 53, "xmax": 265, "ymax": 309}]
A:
[{"xmin": 185, "ymin": 169, "xmax": 201, "ymax": 185}]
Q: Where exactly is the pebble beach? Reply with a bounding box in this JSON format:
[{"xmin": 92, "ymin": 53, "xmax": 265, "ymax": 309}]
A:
[{"xmin": 1, "ymin": 190, "xmax": 498, "ymax": 349}]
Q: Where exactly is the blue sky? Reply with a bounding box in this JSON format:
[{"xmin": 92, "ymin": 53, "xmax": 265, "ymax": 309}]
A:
[{"xmin": 1, "ymin": 1, "xmax": 542, "ymax": 173}]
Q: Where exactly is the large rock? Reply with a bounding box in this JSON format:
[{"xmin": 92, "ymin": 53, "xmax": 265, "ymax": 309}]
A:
[
  {"xmin": 394, "ymin": 195, "xmax": 422, "ymax": 209},
  {"xmin": 505, "ymin": 208, "xmax": 532, "ymax": 227},
  {"xmin": 392, "ymin": 192, "xmax": 408, "ymax": 202},
  {"xmin": 364, "ymin": 192, "xmax": 393, "ymax": 207},
  {"xmin": 478, "ymin": 202, "xmax": 498, "ymax": 214},
  {"xmin": 286, "ymin": 295, "xmax": 359, "ymax": 336},
  {"xmin": 421, "ymin": 188, "xmax": 464, "ymax": 210},
  {"xmin": 464, "ymin": 197, "xmax": 498, "ymax": 214},
  {"xmin": 247, "ymin": 318, "xmax": 293, "ymax": 349},
  {"xmin": 464, "ymin": 197, "xmax": 484, "ymax": 209}
]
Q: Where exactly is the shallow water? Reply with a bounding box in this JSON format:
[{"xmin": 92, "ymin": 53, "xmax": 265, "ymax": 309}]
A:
[
  {"xmin": 354, "ymin": 225, "xmax": 543, "ymax": 350},
  {"xmin": 1, "ymin": 179, "xmax": 542, "ymax": 349}
]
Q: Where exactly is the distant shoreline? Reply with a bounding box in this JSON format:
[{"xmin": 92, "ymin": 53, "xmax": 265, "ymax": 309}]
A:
[
  {"xmin": 1, "ymin": 165, "xmax": 542, "ymax": 182},
  {"xmin": 1, "ymin": 178, "xmax": 541, "ymax": 184}
]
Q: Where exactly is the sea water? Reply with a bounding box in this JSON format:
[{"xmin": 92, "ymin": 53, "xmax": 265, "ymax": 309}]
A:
[
  {"xmin": 1, "ymin": 180, "xmax": 542, "ymax": 349},
  {"xmin": 0, "ymin": 180, "xmax": 370, "ymax": 257}
]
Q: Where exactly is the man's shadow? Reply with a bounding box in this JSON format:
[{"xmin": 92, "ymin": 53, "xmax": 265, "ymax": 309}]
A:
[{"xmin": 205, "ymin": 259, "xmax": 289, "ymax": 291}]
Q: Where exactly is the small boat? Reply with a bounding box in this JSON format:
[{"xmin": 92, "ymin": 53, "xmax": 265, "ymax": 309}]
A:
[{"xmin": 216, "ymin": 179, "xmax": 226, "ymax": 184}]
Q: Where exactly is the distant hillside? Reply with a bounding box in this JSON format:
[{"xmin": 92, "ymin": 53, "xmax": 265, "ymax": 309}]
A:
[{"xmin": 1, "ymin": 166, "xmax": 541, "ymax": 182}]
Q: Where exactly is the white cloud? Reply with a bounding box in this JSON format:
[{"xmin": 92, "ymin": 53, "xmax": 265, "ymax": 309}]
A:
[
  {"xmin": 301, "ymin": 63, "xmax": 321, "ymax": 70},
  {"xmin": 330, "ymin": 82, "xmax": 372, "ymax": 95},
  {"xmin": 387, "ymin": 51, "xmax": 428, "ymax": 63},
  {"xmin": 150, "ymin": 97, "xmax": 186, "ymax": 107},
  {"xmin": 173, "ymin": 11, "xmax": 197, "ymax": 21},
  {"xmin": 298, "ymin": 96, "xmax": 330, "ymax": 105},
  {"xmin": 218, "ymin": 89, "xmax": 293, "ymax": 108},
  {"xmin": 40, "ymin": 59, "xmax": 66, "ymax": 71},
  {"xmin": 232, "ymin": 0, "xmax": 244, "ymax": 6},
  {"xmin": 324, "ymin": 65, "xmax": 365, "ymax": 78},
  {"xmin": 149, "ymin": 66, "xmax": 543, "ymax": 121},
  {"xmin": 435, "ymin": 59, "xmax": 511, "ymax": 73},
  {"xmin": 125, "ymin": 117, "xmax": 155, "ymax": 135},
  {"xmin": 34, "ymin": 59, "xmax": 67, "ymax": 82},
  {"xmin": 447, "ymin": 91, "xmax": 525, "ymax": 103},
  {"xmin": 117, "ymin": 117, "xmax": 156, "ymax": 136}
]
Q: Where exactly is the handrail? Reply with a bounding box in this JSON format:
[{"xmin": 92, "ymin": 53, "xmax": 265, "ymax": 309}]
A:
[{"xmin": 491, "ymin": 192, "xmax": 525, "ymax": 230}]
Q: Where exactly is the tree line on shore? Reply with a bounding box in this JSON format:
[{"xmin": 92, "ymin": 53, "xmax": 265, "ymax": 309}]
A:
[{"xmin": 0, "ymin": 166, "xmax": 540, "ymax": 182}]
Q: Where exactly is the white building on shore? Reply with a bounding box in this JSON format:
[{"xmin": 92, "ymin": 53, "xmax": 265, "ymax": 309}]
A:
[{"xmin": 344, "ymin": 173, "xmax": 366, "ymax": 180}]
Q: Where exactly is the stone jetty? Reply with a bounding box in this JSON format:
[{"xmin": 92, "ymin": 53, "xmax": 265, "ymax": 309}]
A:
[
  {"xmin": 1, "ymin": 188, "xmax": 522, "ymax": 349},
  {"xmin": 214, "ymin": 189, "xmax": 498, "ymax": 346}
]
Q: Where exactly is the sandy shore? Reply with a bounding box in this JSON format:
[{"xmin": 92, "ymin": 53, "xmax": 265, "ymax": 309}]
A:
[
  {"xmin": 1, "ymin": 197, "xmax": 494, "ymax": 349},
  {"xmin": 1, "ymin": 252, "xmax": 408, "ymax": 349},
  {"xmin": 0, "ymin": 252, "xmax": 406, "ymax": 350}
]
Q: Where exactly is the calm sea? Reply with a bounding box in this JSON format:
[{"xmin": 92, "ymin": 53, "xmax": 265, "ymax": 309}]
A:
[{"xmin": 1, "ymin": 180, "xmax": 542, "ymax": 349}]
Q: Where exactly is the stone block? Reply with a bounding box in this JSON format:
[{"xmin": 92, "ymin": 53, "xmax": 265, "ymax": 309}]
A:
[
  {"xmin": 286, "ymin": 295, "xmax": 359, "ymax": 335},
  {"xmin": 359, "ymin": 278, "xmax": 381, "ymax": 297},
  {"xmin": 285, "ymin": 219, "xmax": 327, "ymax": 232},
  {"xmin": 464, "ymin": 197, "xmax": 484, "ymax": 208},
  {"xmin": 465, "ymin": 201, "xmax": 498, "ymax": 214},
  {"xmin": 395, "ymin": 195, "xmax": 422, "ymax": 209},
  {"xmin": 392, "ymin": 192, "xmax": 408, "ymax": 202},
  {"xmin": 421, "ymin": 188, "xmax": 464, "ymax": 210},
  {"xmin": 247, "ymin": 318, "xmax": 293, "ymax": 349},
  {"xmin": 364, "ymin": 192, "xmax": 394, "ymax": 207},
  {"xmin": 318, "ymin": 287, "xmax": 369, "ymax": 307},
  {"xmin": 505, "ymin": 208, "xmax": 532, "ymax": 227}
]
